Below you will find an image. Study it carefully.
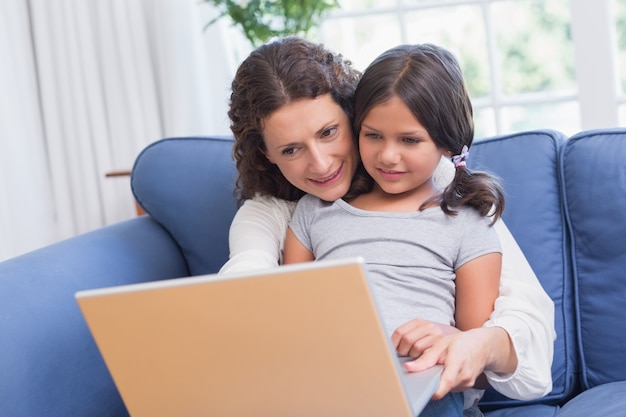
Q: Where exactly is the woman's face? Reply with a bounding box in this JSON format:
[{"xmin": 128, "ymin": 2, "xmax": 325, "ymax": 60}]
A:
[{"xmin": 262, "ymin": 94, "xmax": 358, "ymax": 202}]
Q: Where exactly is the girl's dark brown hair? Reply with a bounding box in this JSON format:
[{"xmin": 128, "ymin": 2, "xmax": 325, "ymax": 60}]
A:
[
  {"xmin": 229, "ymin": 36, "xmax": 361, "ymax": 205},
  {"xmin": 349, "ymin": 44, "xmax": 504, "ymax": 222}
]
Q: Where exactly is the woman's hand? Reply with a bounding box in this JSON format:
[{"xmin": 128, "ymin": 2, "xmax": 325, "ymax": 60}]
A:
[{"xmin": 402, "ymin": 327, "xmax": 516, "ymax": 399}]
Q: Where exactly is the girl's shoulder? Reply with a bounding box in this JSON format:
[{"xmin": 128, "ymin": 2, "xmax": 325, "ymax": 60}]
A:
[
  {"xmin": 295, "ymin": 194, "xmax": 331, "ymax": 211},
  {"xmin": 446, "ymin": 205, "xmax": 495, "ymax": 227}
]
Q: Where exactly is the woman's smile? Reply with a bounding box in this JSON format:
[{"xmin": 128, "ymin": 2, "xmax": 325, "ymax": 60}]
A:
[{"xmin": 309, "ymin": 163, "xmax": 344, "ymax": 185}]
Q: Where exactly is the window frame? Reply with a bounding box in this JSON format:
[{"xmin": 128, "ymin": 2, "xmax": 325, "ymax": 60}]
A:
[{"xmin": 317, "ymin": 0, "xmax": 623, "ymax": 134}]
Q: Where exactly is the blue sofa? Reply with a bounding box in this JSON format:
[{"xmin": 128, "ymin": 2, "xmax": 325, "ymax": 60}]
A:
[{"xmin": 1, "ymin": 129, "xmax": 626, "ymax": 416}]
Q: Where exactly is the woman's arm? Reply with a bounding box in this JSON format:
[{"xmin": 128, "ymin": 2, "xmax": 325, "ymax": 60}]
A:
[
  {"xmin": 482, "ymin": 220, "xmax": 555, "ymax": 399},
  {"xmin": 219, "ymin": 194, "xmax": 296, "ymax": 274}
]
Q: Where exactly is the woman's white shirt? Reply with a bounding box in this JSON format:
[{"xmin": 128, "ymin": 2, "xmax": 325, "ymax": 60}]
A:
[{"xmin": 219, "ymin": 194, "xmax": 296, "ymax": 274}]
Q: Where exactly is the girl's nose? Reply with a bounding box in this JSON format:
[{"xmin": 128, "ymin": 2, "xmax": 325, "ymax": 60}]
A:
[{"xmin": 379, "ymin": 142, "xmax": 400, "ymax": 165}]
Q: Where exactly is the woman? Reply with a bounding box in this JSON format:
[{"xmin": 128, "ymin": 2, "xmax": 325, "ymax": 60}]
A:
[{"xmin": 219, "ymin": 36, "xmax": 555, "ymax": 411}]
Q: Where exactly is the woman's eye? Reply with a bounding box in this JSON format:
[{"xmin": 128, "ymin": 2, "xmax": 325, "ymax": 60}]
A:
[
  {"xmin": 281, "ymin": 147, "xmax": 297, "ymax": 156},
  {"xmin": 321, "ymin": 126, "xmax": 337, "ymax": 138},
  {"xmin": 403, "ymin": 137, "xmax": 420, "ymax": 144}
]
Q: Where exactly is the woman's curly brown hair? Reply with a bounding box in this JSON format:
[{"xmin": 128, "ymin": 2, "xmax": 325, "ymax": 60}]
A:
[{"xmin": 229, "ymin": 36, "xmax": 361, "ymax": 206}]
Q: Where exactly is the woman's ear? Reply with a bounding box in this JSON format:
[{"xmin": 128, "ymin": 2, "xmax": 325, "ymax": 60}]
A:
[{"xmin": 260, "ymin": 146, "xmax": 276, "ymax": 164}]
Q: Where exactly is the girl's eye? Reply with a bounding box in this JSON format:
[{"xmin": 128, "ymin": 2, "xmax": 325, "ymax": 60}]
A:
[
  {"xmin": 363, "ymin": 132, "xmax": 382, "ymax": 140},
  {"xmin": 403, "ymin": 137, "xmax": 420, "ymax": 144}
]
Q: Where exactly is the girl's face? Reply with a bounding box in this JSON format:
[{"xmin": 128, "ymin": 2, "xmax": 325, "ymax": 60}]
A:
[
  {"xmin": 262, "ymin": 94, "xmax": 358, "ymax": 202},
  {"xmin": 358, "ymin": 95, "xmax": 448, "ymax": 201}
]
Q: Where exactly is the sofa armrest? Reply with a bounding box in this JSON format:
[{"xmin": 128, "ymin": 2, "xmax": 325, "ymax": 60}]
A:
[{"xmin": 0, "ymin": 216, "xmax": 189, "ymax": 417}]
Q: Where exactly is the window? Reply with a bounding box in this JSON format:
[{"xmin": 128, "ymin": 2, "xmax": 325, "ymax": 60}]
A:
[
  {"xmin": 316, "ymin": 0, "xmax": 624, "ymax": 138},
  {"xmin": 615, "ymin": 0, "xmax": 626, "ymax": 124}
]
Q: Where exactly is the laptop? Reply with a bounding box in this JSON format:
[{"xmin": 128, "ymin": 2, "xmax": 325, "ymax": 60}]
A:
[{"xmin": 76, "ymin": 257, "xmax": 442, "ymax": 417}]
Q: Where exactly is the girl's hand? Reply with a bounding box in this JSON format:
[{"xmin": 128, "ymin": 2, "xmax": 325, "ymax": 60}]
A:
[{"xmin": 391, "ymin": 318, "xmax": 460, "ymax": 358}]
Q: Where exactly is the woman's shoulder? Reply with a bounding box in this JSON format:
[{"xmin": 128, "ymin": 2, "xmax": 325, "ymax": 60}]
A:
[
  {"xmin": 235, "ymin": 194, "xmax": 297, "ymax": 225},
  {"xmin": 247, "ymin": 193, "xmax": 297, "ymax": 211},
  {"xmin": 433, "ymin": 156, "xmax": 455, "ymax": 189}
]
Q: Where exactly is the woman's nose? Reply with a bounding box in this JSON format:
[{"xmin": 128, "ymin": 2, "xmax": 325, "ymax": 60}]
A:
[{"xmin": 308, "ymin": 145, "xmax": 332, "ymax": 173}]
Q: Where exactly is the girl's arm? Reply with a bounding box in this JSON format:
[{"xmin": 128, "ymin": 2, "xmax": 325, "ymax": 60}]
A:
[
  {"xmin": 454, "ymin": 252, "xmax": 502, "ymax": 331},
  {"xmin": 283, "ymin": 228, "xmax": 315, "ymax": 264},
  {"xmin": 219, "ymin": 195, "xmax": 296, "ymax": 274}
]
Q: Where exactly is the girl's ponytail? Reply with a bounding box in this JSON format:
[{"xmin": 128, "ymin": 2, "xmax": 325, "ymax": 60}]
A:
[{"xmin": 438, "ymin": 147, "xmax": 505, "ymax": 224}]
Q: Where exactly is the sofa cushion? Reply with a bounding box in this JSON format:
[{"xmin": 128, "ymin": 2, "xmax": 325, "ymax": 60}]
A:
[
  {"xmin": 484, "ymin": 404, "xmax": 559, "ymax": 417},
  {"xmin": 131, "ymin": 136, "xmax": 238, "ymax": 276},
  {"xmin": 561, "ymin": 128, "xmax": 626, "ymax": 389},
  {"xmin": 556, "ymin": 381, "xmax": 626, "ymax": 416},
  {"xmin": 0, "ymin": 217, "xmax": 184, "ymax": 417},
  {"xmin": 468, "ymin": 130, "xmax": 574, "ymax": 407}
]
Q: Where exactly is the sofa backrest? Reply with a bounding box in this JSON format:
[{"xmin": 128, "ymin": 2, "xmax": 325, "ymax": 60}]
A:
[
  {"xmin": 561, "ymin": 128, "xmax": 626, "ymax": 390},
  {"xmin": 468, "ymin": 130, "xmax": 576, "ymax": 408},
  {"xmin": 131, "ymin": 136, "xmax": 238, "ymax": 276},
  {"xmin": 132, "ymin": 131, "xmax": 621, "ymax": 408}
]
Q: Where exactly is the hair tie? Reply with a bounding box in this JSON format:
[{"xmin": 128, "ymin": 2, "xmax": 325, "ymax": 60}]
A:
[{"xmin": 452, "ymin": 145, "xmax": 469, "ymax": 168}]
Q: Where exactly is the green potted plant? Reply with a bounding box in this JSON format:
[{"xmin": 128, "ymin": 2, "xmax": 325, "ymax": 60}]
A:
[{"xmin": 203, "ymin": 0, "xmax": 340, "ymax": 46}]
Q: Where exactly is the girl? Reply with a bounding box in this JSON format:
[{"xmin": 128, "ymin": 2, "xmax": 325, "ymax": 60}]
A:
[{"xmin": 284, "ymin": 43, "xmax": 506, "ymax": 416}]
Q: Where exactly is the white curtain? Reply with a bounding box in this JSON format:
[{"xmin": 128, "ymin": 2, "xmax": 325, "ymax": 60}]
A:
[{"xmin": 0, "ymin": 0, "xmax": 232, "ymax": 261}]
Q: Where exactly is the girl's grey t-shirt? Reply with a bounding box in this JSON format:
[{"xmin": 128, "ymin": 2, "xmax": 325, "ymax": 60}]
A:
[{"xmin": 289, "ymin": 194, "xmax": 501, "ymax": 336}]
